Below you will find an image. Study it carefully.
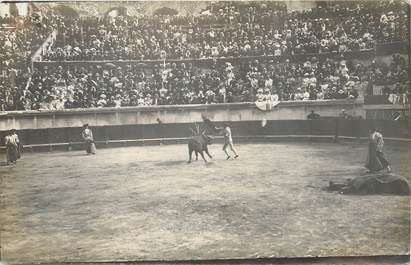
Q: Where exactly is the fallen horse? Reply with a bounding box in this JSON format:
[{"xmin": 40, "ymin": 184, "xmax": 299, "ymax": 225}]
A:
[{"xmin": 328, "ymin": 173, "xmax": 410, "ymax": 195}]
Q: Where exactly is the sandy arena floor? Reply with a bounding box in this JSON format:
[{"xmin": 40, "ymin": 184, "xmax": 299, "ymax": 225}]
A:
[{"xmin": 0, "ymin": 141, "xmax": 410, "ymax": 263}]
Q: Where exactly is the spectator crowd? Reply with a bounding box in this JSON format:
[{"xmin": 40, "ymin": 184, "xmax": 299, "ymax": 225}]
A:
[
  {"xmin": 0, "ymin": 0, "xmax": 409, "ymax": 111},
  {"xmin": 377, "ymin": 54, "xmax": 410, "ymax": 105},
  {"xmin": 0, "ymin": 12, "xmax": 55, "ymax": 111},
  {"xmin": 42, "ymin": 1, "xmax": 408, "ymax": 61},
  {"xmin": 4, "ymin": 56, "xmax": 389, "ymax": 110}
]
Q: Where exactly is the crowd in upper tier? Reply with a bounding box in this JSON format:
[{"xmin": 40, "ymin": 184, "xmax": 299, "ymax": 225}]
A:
[{"xmin": 42, "ymin": 1, "xmax": 408, "ymax": 61}]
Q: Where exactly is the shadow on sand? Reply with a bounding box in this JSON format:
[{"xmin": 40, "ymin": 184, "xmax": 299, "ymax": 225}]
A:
[
  {"xmin": 68, "ymin": 153, "xmax": 95, "ymax": 157},
  {"xmin": 155, "ymin": 159, "xmax": 216, "ymax": 167},
  {"xmin": 155, "ymin": 160, "xmax": 188, "ymax": 167},
  {"xmin": 0, "ymin": 161, "xmax": 15, "ymax": 167}
]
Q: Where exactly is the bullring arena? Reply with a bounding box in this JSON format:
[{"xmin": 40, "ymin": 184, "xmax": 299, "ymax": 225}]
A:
[
  {"xmin": 1, "ymin": 139, "xmax": 410, "ymax": 263},
  {"xmin": 0, "ymin": 0, "xmax": 411, "ymax": 264},
  {"xmin": 1, "ymin": 102, "xmax": 410, "ymax": 264}
]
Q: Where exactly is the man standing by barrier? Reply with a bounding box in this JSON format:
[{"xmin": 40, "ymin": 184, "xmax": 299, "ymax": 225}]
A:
[
  {"xmin": 11, "ymin": 129, "xmax": 22, "ymax": 159},
  {"xmin": 4, "ymin": 130, "xmax": 18, "ymax": 165},
  {"xmin": 366, "ymin": 127, "xmax": 391, "ymax": 173},
  {"xmin": 218, "ymin": 123, "xmax": 239, "ymax": 160},
  {"xmin": 307, "ymin": 110, "xmax": 320, "ymax": 119},
  {"xmin": 82, "ymin": 124, "xmax": 96, "ymax": 155}
]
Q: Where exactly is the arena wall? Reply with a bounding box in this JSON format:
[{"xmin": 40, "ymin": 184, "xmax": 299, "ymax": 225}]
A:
[
  {"xmin": 0, "ymin": 100, "xmax": 410, "ymax": 150},
  {"xmin": 31, "ymin": 1, "xmax": 319, "ymax": 17},
  {"xmin": 34, "ymin": 2, "xmax": 209, "ymax": 17},
  {"xmin": 0, "ymin": 100, "xmax": 364, "ymax": 130}
]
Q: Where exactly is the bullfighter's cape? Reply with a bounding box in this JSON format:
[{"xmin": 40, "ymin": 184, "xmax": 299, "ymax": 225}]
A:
[{"xmin": 201, "ymin": 114, "xmax": 219, "ymax": 134}]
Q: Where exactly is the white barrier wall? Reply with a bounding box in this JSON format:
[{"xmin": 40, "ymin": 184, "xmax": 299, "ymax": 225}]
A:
[{"xmin": 0, "ymin": 100, "xmax": 365, "ymax": 131}]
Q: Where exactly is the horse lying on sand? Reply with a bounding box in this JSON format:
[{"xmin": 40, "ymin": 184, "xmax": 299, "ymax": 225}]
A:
[{"xmin": 328, "ymin": 173, "xmax": 410, "ymax": 195}]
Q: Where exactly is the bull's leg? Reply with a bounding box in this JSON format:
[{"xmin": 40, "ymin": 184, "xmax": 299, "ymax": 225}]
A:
[
  {"xmin": 195, "ymin": 150, "xmax": 199, "ymax": 160},
  {"xmin": 188, "ymin": 148, "xmax": 193, "ymax": 163},
  {"xmin": 205, "ymin": 147, "xmax": 213, "ymax": 158},
  {"xmin": 199, "ymin": 151, "xmax": 207, "ymax": 163}
]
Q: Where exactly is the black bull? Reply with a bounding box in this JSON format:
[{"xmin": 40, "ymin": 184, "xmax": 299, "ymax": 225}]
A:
[{"xmin": 188, "ymin": 134, "xmax": 213, "ymax": 163}]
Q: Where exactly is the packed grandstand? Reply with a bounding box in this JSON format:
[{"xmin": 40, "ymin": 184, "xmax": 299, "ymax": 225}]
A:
[{"xmin": 0, "ymin": 0, "xmax": 409, "ymax": 111}]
